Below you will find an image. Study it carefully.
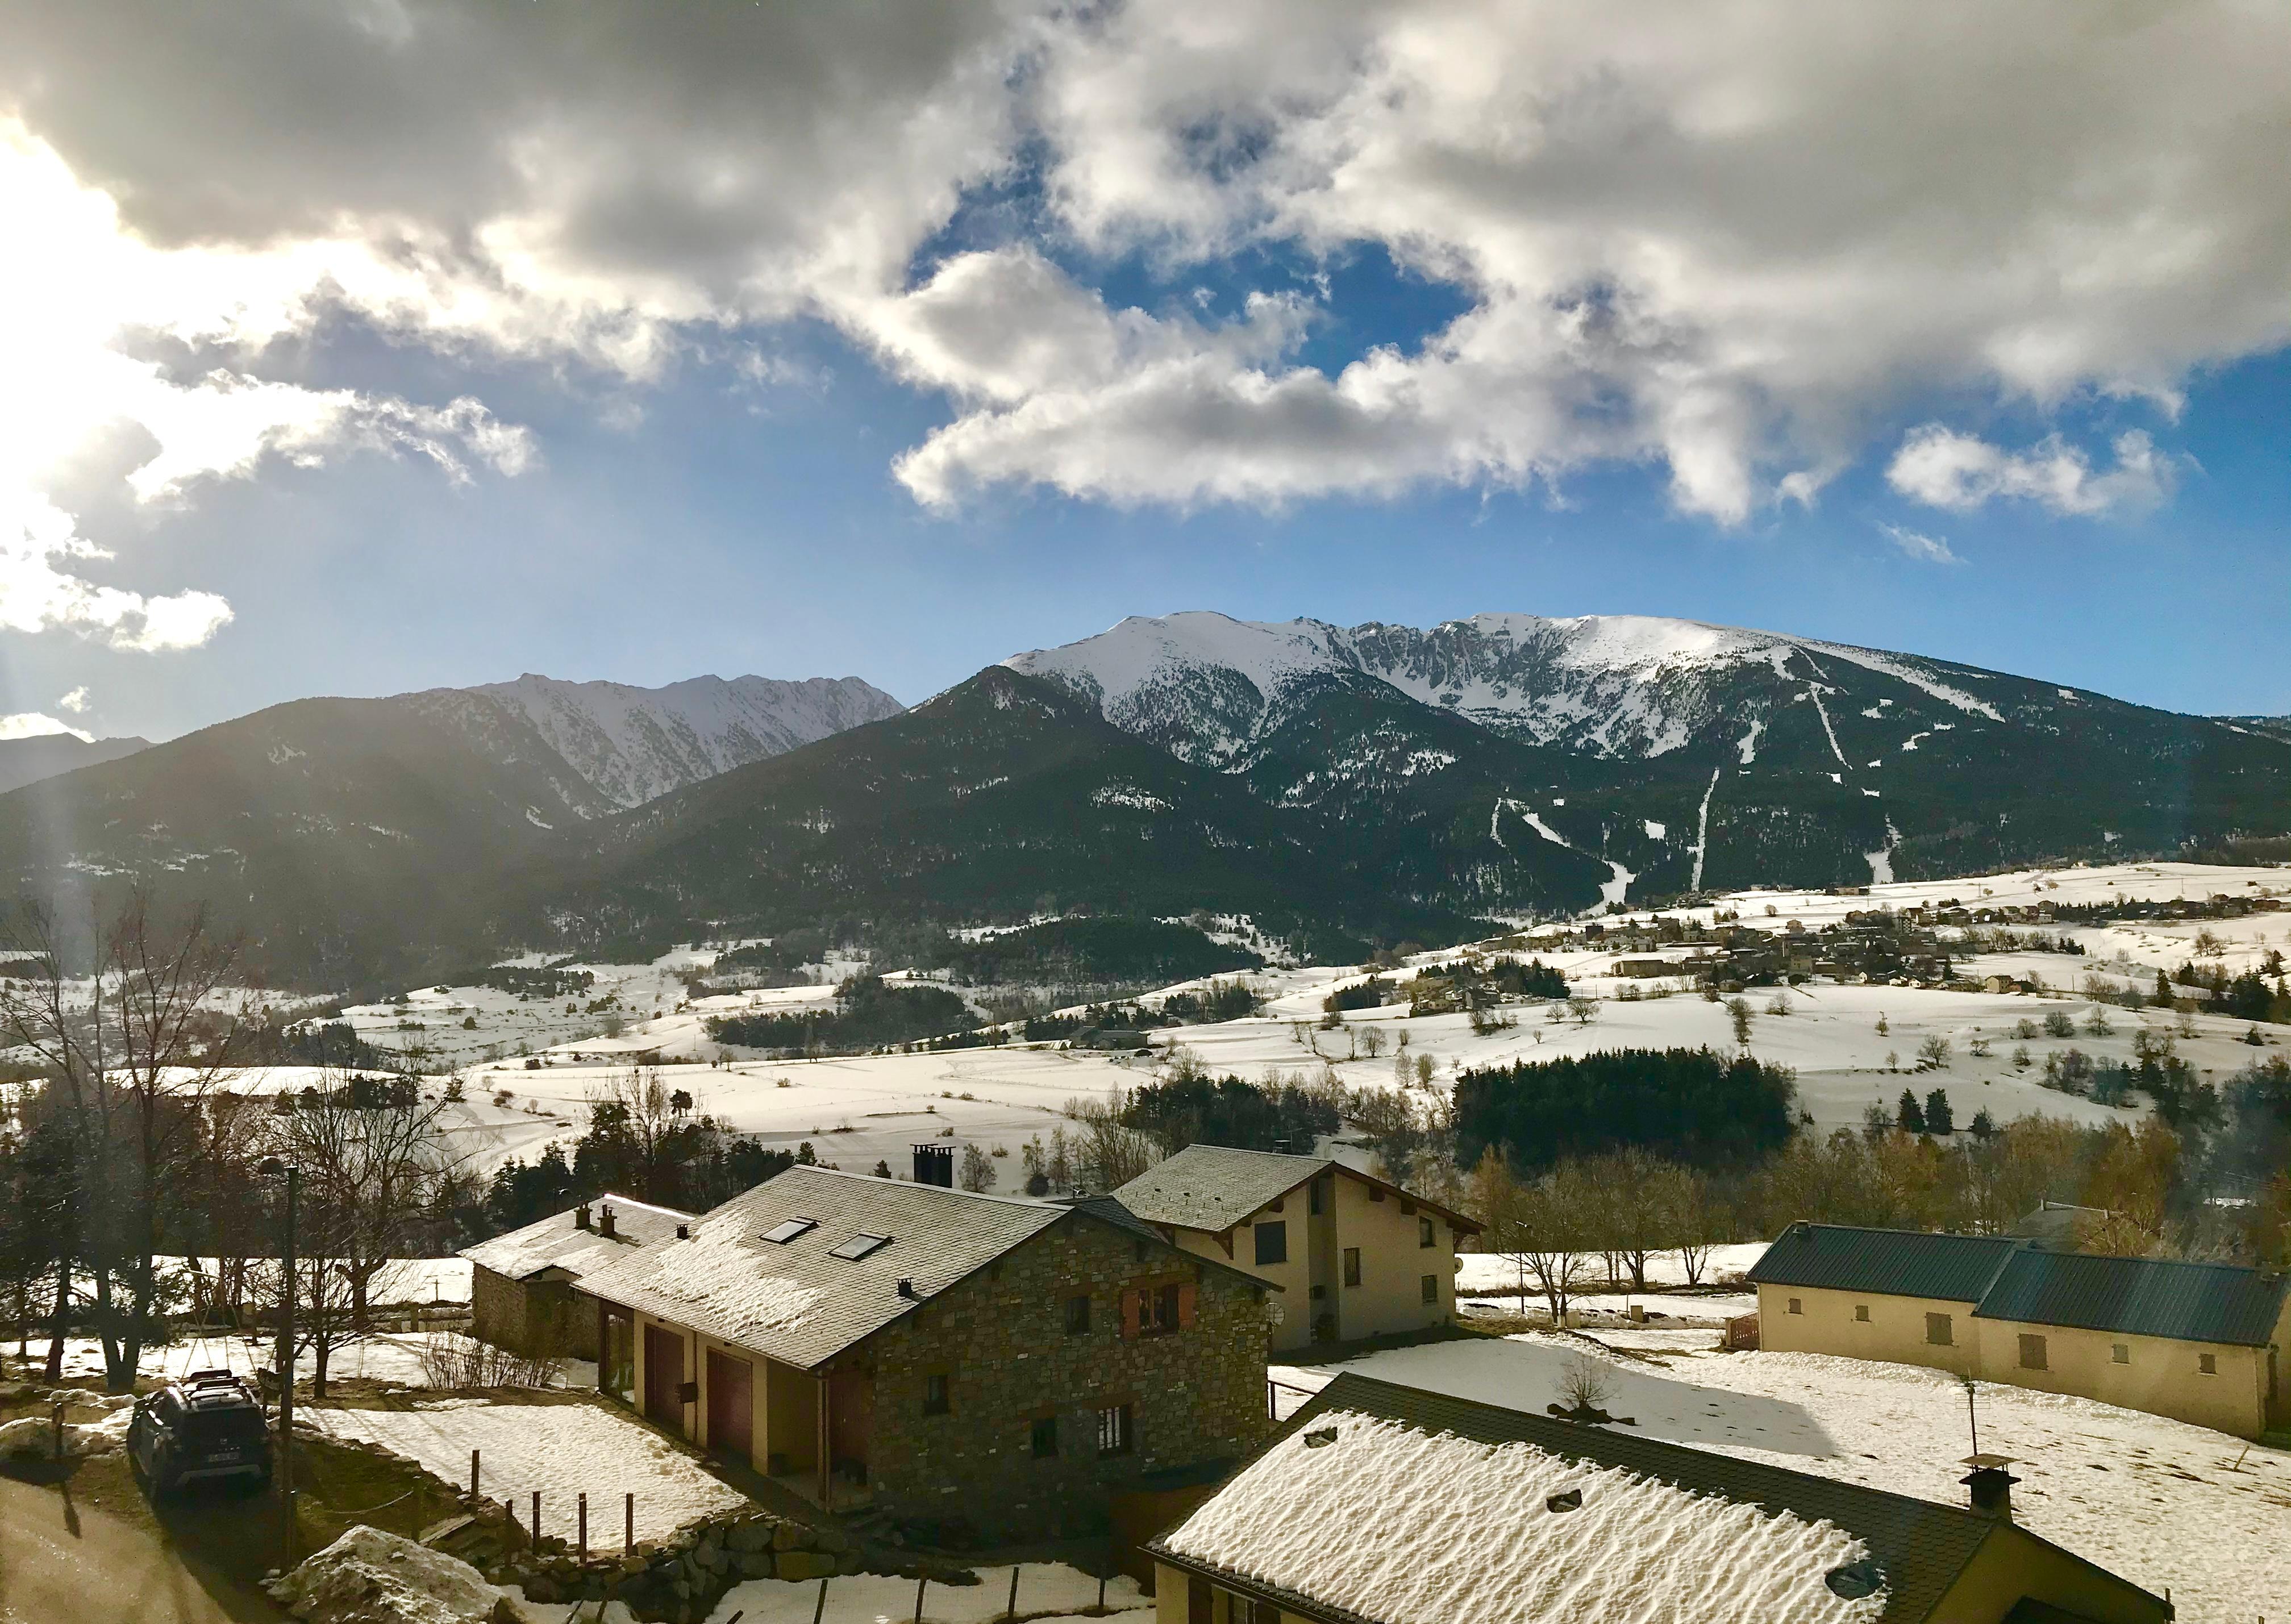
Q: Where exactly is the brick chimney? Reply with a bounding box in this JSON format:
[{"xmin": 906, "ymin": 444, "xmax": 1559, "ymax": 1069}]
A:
[
  {"xmin": 574, "ymin": 1203, "xmax": 591, "ymax": 1231},
  {"xmin": 1961, "ymin": 1465, "xmax": 2018, "ymax": 1521},
  {"xmin": 913, "ymin": 1143, "xmax": 955, "ymax": 1188},
  {"xmin": 598, "ymin": 1203, "xmax": 617, "ymax": 1240}
]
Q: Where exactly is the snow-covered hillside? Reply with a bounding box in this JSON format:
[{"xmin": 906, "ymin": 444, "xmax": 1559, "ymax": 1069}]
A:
[
  {"xmin": 1006, "ymin": 609, "xmax": 2005, "ymax": 761},
  {"xmin": 429, "ymin": 672, "xmax": 903, "ymax": 809}
]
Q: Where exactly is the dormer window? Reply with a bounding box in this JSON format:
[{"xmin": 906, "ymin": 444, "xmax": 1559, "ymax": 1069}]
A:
[
  {"xmin": 830, "ymin": 1232, "xmax": 892, "ymax": 1260},
  {"xmin": 763, "ymin": 1218, "xmax": 817, "ymax": 1245}
]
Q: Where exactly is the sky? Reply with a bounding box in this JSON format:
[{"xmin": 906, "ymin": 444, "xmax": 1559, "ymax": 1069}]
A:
[{"xmin": 0, "ymin": 0, "xmax": 2285, "ymax": 744}]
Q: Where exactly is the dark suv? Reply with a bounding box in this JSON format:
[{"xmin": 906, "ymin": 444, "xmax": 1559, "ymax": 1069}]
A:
[{"xmin": 128, "ymin": 1371, "xmax": 272, "ymax": 1495}]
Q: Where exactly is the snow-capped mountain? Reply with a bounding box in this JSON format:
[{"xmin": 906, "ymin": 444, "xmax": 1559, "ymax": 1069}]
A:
[
  {"xmin": 422, "ymin": 673, "xmax": 904, "ymax": 809},
  {"xmin": 1006, "ymin": 611, "xmax": 2002, "ymax": 762}
]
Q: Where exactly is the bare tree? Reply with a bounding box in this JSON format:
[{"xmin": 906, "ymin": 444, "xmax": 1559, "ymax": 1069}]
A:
[
  {"xmin": 957, "ymin": 1142, "xmax": 997, "ymax": 1192},
  {"xmin": 263, "ymin": 1070, "xmax": 450, "ymax": 1397},
  {"xmin": 0, "ymin": 893, "xmax": 253, "ymax": 1391},
  {"xmin": 1062, "ymin": 1089, "xmax": 1159, "ymax": 1193}
]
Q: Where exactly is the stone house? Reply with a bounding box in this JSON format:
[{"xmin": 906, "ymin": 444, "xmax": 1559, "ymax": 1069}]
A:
[
  {"xmin": 1149, "ymin": 1372, "xmax": 2171, "ymax": 1624},
  {"xmin": 463, "ymin": 1193, "xmax": 693, "ymax": 1361},
  {"xmin": 1751, "ymin": 1221, "xmax": 2291, "ymax": 1437},
  {"xmin": 1107, "ymin": 1146, "xmax": 1478, "ymax": 1351},
  {"xmin": 578, "ymin": 1164, "xmax": 1274, "ymax": 1541}
]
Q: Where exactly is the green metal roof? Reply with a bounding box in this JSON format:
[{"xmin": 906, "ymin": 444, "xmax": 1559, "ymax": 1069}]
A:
[
  {"xmin": 1747, "ymin": 1222, "xmax": 2021, "ymax": 1303},
  {"xmin": 1974, "ymin": 1250, "xmax": 2291, "ymax": 1348}
]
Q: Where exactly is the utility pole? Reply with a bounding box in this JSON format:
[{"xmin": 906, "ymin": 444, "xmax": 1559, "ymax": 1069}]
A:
[{"xmin": 266, "ymin": 1160, "xmax": 299, "ymax": 1556}]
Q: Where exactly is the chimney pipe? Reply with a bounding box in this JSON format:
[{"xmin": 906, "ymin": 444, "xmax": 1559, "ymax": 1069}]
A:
[
  {"xmin": 598, "ymin": 1204, "xmax": 617, "ymax": 1240},
  {"xmin": 574, "ymin": 1204, "xmax": 591, "ymax": 1231},
  {"xmin": 913, "ymin": 1143, "xmax": 955, "ymax": 1188},
  {"xmin": 1961, "ymin": 1465, "xmax": 2018, "ymax": 1521},
  {"xmin": 897, "ymin": 1279, "xmax": 916, "ymax": 1299},
  {"xmin": 676, "ymin": 1223, "xmax": 690, "ymax": 1239}
]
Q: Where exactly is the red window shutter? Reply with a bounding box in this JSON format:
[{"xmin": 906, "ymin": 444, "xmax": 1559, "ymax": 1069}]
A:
[
  {"xmin": 1120, "ymin": 1288, "xmax": 1142, "ymax": 1339},
  {"xmin": 1177, "ymin": 1284, "xmax": 1197, "ymax": 1330}
]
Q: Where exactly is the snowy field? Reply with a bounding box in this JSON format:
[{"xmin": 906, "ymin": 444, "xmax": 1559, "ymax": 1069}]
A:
[
  {"xmin": 1455, "ymin": 1242, "xmax": 1768, "ymax": 1296},
  {"xmin": 274, "ymin": 859, "xmax": 2287, "ymax": 1186},
  {"xmin": 306, "ymin": 1394, "xmax": 748, "ymax": 1544},
  {"xmin": 1272, "ymin": 1335, "xmax": 2291, "ymax": 1622}
]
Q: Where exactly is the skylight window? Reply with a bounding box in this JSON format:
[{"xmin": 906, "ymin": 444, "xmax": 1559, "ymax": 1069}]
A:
[
  {"xmin": 829, "ymin": 1232, "xmax": 892, "ymax": 1260},
  {"xmin": 763, "ymin": 1218, "xmax": 817, "ymax": 1245}
]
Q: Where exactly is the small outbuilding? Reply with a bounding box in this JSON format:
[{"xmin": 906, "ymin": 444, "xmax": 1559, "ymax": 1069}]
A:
[
  {"xmin": 461, "ymin": 1194, "xmax": 693, "ymax": 1361},
  {"xmin": 1751, "ymin": 1221, "xmax": 2291, "ymax": 1436},
  {"xmin": 1148, "ymin": 1372, "xmax": 2172, "ymax": 1624}
]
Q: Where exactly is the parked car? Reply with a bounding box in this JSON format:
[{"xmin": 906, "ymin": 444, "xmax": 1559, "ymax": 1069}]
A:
[{"xmin": 127, "ymin": 1371, "xmax": 271, "ymax": 1495}]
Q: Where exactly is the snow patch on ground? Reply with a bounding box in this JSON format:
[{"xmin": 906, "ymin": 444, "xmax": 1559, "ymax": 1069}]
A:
[
  {"xmin": 306, "ymin": 1398, "xmax": 748, "ymax": 1544},
  {"xmin": 268, "ymin": 1525, "xmax": 519, "ymax": 1624},
  {"xmin": 703, "ymin": 1564, "xmax": 1147, "ymax": 1623}
]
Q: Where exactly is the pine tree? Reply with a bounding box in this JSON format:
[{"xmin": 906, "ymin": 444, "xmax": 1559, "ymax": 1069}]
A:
[
  {"xmin": 1923, "ymin": 1088, "xmax": 1953, "ymax": 1135},
  {"xmin": 1896, "ymin": 1088, "xmax": 1926, "ymax": 1134},
  {"xmin": 2153, "ymin": 969, "xmax": 2173, "ymax": 1007},
  {"xmin": 1969, "ymin": 1107, "xmax": 1997, "ymax": 1138}
]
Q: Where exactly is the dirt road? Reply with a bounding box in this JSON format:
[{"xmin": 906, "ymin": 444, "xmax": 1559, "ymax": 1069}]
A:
[{"xmin": 0, "ymin": 1467, "xmax": 287, "ymax": 1623}]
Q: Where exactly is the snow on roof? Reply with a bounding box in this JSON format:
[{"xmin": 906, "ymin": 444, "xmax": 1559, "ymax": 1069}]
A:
[
  {"xmin": 1159, "ymin": 1383, "xmax": 1892, "ymax": 1624},
  {"xmin": 1111, "ymin": 1144, "xmax": 1322, "ymax": 1233},
  {"xmin": 580, "ymin": 1166, "xmax": 1069, "ymax": 1371},
  {"xmin": 459, "ymin": 1194, "xmax": 694, "ymax": 1283},
  {"xmin": 1111, "ymin": 1144, "xmax": 1476, "ymax": 1236}
]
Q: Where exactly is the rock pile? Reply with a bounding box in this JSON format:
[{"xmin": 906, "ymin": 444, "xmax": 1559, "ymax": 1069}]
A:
[{"xmin": 487, "ymin": 1507, "xmax": 861, "ymax": 1622}]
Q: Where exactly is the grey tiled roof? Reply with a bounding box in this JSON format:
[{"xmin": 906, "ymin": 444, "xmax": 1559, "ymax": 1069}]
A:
[
  {"xmin": 1748, "ymin": 1222, "xmax": 2021, "ymax": 1303},
  {"xmin": 578, "ymin": 1166, "xmax": 1067, "ymax": 1371},
  {"xmin": 1974, "ymin": 1250, "xmax": 2291, "ymax": 1347},
  {"xmin": 1149, "ymin": 1374, "xmax": 2117, "ymax": 1624},
  {"xmin": 459, "ymin": 1194, "xmax": 694, "ymax": 1283},
  {"xmin": 1110, "ymin": 1146, "xmax": 1326, "ymax": 1232}
]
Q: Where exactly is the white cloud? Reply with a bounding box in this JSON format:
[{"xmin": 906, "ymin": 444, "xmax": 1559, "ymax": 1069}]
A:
[
  {"xmin": 1877, "ymin": 523, "xmax": 1961, "ymax": 565},
  {"xmin": 1884, "ymin": 426, "xmax": 2175, "ymax": 517},
  {"xmin": 0, "ymin": 120, "xmax": 538, "ymax": 653},
  {"xmin": 2, "ymin": 0, "xmax": 2285, "ymax": 544},
  {"xmin": 57, "ymin": 686, "xmax": 88, "ymax": 713},
  {"xmin": 0, "ymin": 712, "xmax": 93, "ymax": 742}
]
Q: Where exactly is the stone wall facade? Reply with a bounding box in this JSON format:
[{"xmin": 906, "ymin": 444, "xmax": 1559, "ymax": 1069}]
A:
[
  {"xmin": 472, "ymin": 1264, "xmax": 600, "ymax": 1360},
  {"xmin": 840, "ymin": 1209, "xmax": 1274, "ymax": 1542}
]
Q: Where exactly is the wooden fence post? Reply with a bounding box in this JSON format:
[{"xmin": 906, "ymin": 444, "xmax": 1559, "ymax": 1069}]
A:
[
  {"xmin": 914, "ymin": 1573, "xmax": 927, "ymax": 1621},
  {"xmin": 625, "ymin": 1491, "xmax": 635, "ymax": 1554},
  {"xmin": 1006, "ymin": 1565, "xmax": 1020, "ymax": 1620},
  {"xmin": 812, "ymin": 1576, "xmax": 830, "ymax": 1624},
  {"xmin": 531, "ymin": 1490, "xmax": 540, "ymax": 1546},
  {"xmin": 577, "ymin": 1492, "xmax": 587, "ymax": 1560},
  {"xmin": 469, "ymin": 1448, "xmax": 479, "ymax": 1499}
]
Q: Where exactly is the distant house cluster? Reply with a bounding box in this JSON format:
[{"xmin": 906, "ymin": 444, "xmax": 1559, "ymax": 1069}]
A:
[{"xmin": 1750, "ymin": 1221, "xmax": 2291, "ymax": 1438}]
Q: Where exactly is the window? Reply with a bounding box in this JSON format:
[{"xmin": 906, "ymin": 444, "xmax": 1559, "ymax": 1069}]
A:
[
  {"xmin": 1096, "ymin": 1403, "xmax": 1133, "ymax": 1456},
  {"xmin": 1343, "ymin": 1248, "xmax": 1362, "ymax": 1288},
  {"xmin": 762, "ymin": 1218, "xmax": 817, "ymax": 1245},
  {"xmin": 828, "ymin": 1232, "xmax": 891, "ymax": 1260},
  {"xmin": 1854, "ymin": 1304, "xmax": 1870, "ymax": 1323},
  {"xmin": 1254, "ymin": 1221, "xmax": 1288, "ymax": 1266},
  {"xmin": 1788, "ymin": 1298, "xmax": 1803, "ymax": 1315},
  {"xmin": 1926, "ymin": 1313, "xmax": 1953, "ymax": 1347},
  {"xmin": 2111, "ymin": 1343, "xmax": 2130, "ymax": 1365},
  {"xmin": 2018, "ymin": 1334, "xmax": 2048, "ymax": 1371},
  {"xmin": 1419, "ymin": 1217, "xmax": 1436, "ymax": 1248},
  {"xmin": 1030, "ymin": 1417, "xmax": 1059, "ymax": 1458},
  {"xmin": 1421, "ymin": 1273, "xmax": 1438, "ymax": 1305},
  {"xmin": 2199, "ymin": 1353, "xmax": 2218, "ymax": 1375},
  {"xmin": 1064, "ymin": 1294, "xmax": 1091, "ymax": 1335},
  {"xmin": 923, "ymin": 1373, "xmax": 949, "ymax": 1417},
  {"xmin": 1146, "ymin": 1282, "xmax": 1182, "ymax": 1334}
]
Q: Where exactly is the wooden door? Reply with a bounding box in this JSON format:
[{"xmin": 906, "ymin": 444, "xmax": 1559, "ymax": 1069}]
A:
[
  {"xmin": 643, "ymin": 1324, "xmax": 685, "ymax": 1435},
  {"xmin": 706, "ymin": 1350, "xmax": 753, "ymax": 1465},
  {"xmin": 827, "ymin": 1368, "xmax": 872, "ymax": 1476}
]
